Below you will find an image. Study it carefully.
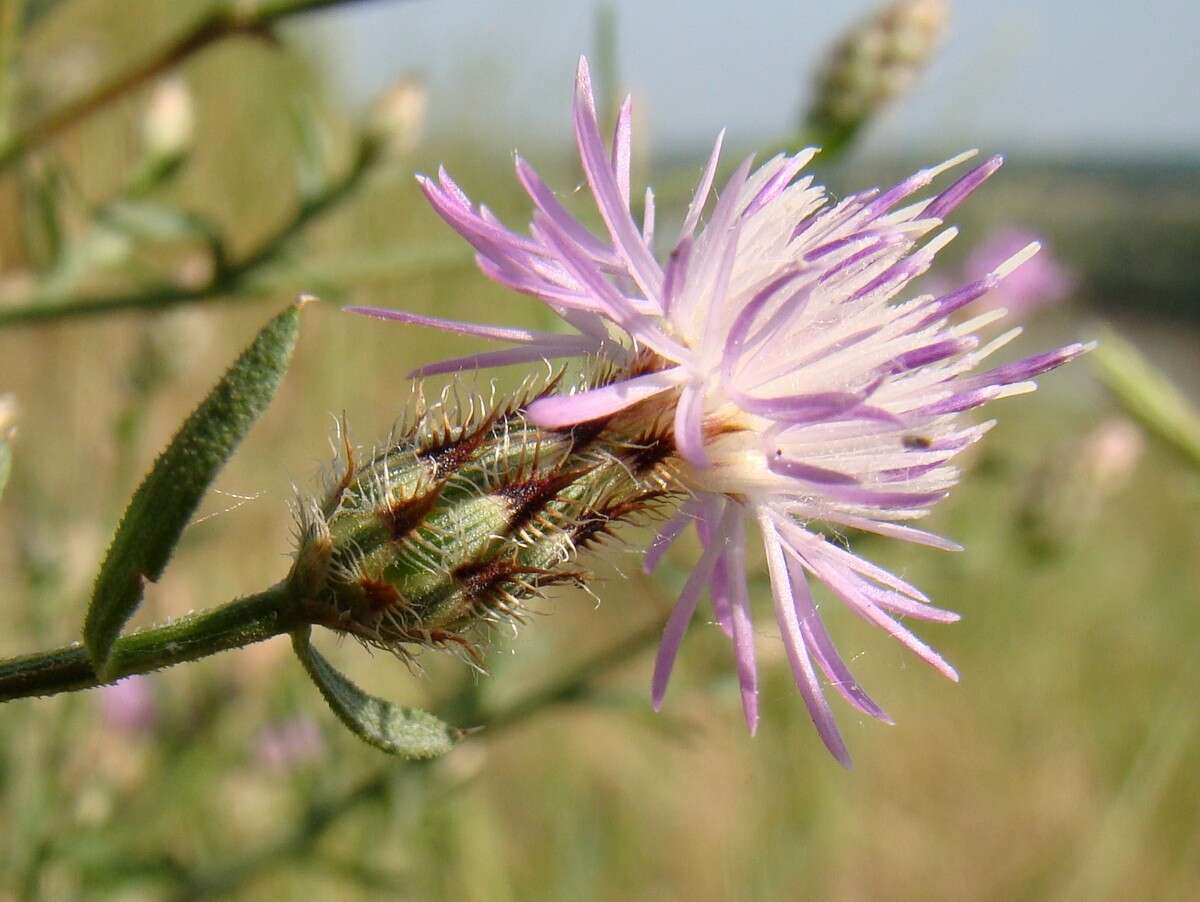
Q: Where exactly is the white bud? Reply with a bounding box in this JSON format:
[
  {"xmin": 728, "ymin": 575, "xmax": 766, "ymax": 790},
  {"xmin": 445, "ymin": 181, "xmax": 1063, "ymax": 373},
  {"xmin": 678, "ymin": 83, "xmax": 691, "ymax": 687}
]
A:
[
  {"xmin": 142, "ymin": 78, "xmax": 194, "ymax": 159},
  {"xmin": 0, "ymin": 393, "xmax": 16, "ymax": 439},
  {"xmin": 368, "ymin": 76, "xmax": 428, "ymax": 155}
]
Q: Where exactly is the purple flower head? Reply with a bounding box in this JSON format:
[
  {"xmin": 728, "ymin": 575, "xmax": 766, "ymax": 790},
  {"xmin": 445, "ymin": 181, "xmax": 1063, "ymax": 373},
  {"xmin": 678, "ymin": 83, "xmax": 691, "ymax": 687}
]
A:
[
  {"xmin": 964, "ymin": 227, "xmax": 1076, "ymax": 319},
  {"xmin": 98, "ymin": 675, "xmax": 158, "ymax": 734},
  {"xmin": 349, "ymin": 57, "xmax": 1090, "ymax": 765},
  {"xmin": 255, "ymin": 717, "xmax": 324, "ymax": 771}
]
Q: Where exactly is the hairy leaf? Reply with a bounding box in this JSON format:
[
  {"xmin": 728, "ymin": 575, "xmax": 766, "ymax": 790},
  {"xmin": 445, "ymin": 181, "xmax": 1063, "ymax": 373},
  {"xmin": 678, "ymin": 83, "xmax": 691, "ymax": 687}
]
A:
[
  {"xmin": 292, "ymin": 628, "xmax": 459, "ymax": 759},
  {"xmin": 84, "ymin": 300, "xmax": 305, "ymax": 675}
]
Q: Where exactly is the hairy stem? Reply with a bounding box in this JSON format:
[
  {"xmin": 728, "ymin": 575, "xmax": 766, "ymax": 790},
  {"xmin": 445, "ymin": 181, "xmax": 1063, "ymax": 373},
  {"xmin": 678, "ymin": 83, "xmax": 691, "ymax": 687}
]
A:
[{"xmin": 0, "ymin": 582, "xmax": 297, "ymax": 701}]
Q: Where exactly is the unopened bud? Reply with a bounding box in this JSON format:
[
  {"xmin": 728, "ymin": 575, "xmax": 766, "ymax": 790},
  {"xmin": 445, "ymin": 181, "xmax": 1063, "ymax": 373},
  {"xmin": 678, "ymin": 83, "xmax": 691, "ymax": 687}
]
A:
[
  {"xmin": 0, "ymin": 393, "xmax": 15, "ymax": 439},
  {"xmin": 805, "ymin": 0, "xmax": 949, "ymax": 148},
  {"xmin": 288, "ymin": 380, "xmax": 679, "ymax": 663},
  {"xmin": 0, "ymin": 393, "xmax": 15, "ymax": 498},
  {"xmin": 367, "ymin": 76, "xmax": 427, "ymax": 156},
  {"xmin": 141, "ymin": 78, "xmax": 194, "ymax": 160}
]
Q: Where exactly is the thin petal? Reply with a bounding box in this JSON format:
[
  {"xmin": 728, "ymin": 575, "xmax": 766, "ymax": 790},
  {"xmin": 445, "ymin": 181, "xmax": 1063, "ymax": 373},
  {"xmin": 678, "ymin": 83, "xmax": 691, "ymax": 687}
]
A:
[
  {"xmin": 680, "ymin": 130, "xmax": 725, "ymax": 240},
  {"xmin": 407, "ymin": 343, "xmax": 595, "ymax": 378},
  {"xmin": 821, "ymin": 513, "xmax": 964, "ymax": 552},
  {"xmin": 760, "ymin": 512, "xmax": 851, "ymax": 766},
  {"xmin": 673, "ymin": 383, "xmax": 710, "ymax": 468},
  {"xmin": 958, "ymin": 342, "xmax": 1095, "ymax": 391},
  {"xmin": 534, "ymin": 212, "xmax": 690, "ymax": 361},
  {"xmin": 922, "ymin": 154, "xmax": 1004, "ymax": 221},
  {"xmin": 526, "ymin": 367, "xmax": 686, "ymax": 429},
  {"xmin": 643, "ymin": 497, "xmax": 704, "ymax": 574},
  {"xmin": 722, "ymin": 516, "xmax": 760, "ymax": 733},
  {"xmin": 573, "ymin": 58, "xmax": 664, "ymax": 301},
  {"xmin": 787, "ymin": 556, "xmax": 891, "ymax": 722},
  {"xmin": 344, "ymin": 306, "xmax": 573, "ymax": 345},
  {"xmin": 651, "ymin": 503, "xmax": 737, "ymax": 709},
  {"xmin": 612, "ymin": 95, "xmax": 633, "ymax": 210},
  {"xmin": 514, "ymin": 155, "xmax": 618, "ymax": 265},
  {"xmin": 661, "ymin": 238, "xmax": 692, "ymax": 318}
]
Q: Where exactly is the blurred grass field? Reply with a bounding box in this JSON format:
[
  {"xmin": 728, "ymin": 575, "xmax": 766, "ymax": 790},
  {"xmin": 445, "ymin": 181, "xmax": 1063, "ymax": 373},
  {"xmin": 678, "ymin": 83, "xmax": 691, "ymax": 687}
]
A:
[{"xmin": 1, "ymin": 2, "xmax": 1200, "ymax": 899}]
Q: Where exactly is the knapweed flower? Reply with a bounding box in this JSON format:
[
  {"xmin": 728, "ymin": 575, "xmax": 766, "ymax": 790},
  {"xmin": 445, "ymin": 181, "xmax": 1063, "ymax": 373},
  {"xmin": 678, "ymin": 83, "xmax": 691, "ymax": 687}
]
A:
[{"xmin": 349, "ymin": 58, "xmax": 1089, "ymax": 764}]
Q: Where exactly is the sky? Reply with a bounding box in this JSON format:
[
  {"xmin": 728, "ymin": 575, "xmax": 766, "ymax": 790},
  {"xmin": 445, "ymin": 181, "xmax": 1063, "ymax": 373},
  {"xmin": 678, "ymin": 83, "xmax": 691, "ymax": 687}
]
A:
[{"xmin": 308, "ymin": 0, "xmax": 1200, "ymax": 159}]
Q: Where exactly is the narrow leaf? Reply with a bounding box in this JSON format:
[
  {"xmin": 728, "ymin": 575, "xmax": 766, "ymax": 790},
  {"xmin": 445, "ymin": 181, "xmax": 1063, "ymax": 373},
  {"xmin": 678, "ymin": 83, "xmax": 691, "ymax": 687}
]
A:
[
  {"xmin": 84, "ymin": 300, "xmax": 306, "ymax": 675},
  {"xmin": 292, "ymin": 628, "xmax": 459, "ymax": 759},
  {"xmin": 1093, "ymin": 327, "xmax": 1200, "ymax": 471}
]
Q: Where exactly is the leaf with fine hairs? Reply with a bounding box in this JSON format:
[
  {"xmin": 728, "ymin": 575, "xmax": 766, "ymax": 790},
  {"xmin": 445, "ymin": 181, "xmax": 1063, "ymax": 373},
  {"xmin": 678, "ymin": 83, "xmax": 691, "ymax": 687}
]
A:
[
  {"xmin": 292, "ymin": 628, "xmax": 460, "ymax": 759},
  {"xmin": 84, "ymin": 299, "xmax": 306, "ymax": 677}
]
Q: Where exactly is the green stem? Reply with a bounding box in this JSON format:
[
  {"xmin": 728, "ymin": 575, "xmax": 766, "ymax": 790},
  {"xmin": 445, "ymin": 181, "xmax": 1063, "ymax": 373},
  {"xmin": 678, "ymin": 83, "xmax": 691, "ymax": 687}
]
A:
[
  {"xmin": 0, "ymin": 582, "xmax": 297, "ymax": 701},
  {"xmin": 0, "ymin": 0, "xmax": 391, "ymax": 172},
  {"xmin": 0, "ymin": 136, "xmax": 380, "ymax": 329}
]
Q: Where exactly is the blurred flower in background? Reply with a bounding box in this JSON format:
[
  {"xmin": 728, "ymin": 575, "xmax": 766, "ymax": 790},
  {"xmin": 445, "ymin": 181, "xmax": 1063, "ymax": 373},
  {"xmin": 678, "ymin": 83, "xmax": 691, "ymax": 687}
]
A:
[
  {"xmin": 97, "ymin": 675, "xmax": 158, "ymax": 735},
  {"xmin": 368, "ymin": 74, "xmax": 428, "ymax": 156},
  {"xmin": 140, "ymin": 77, "xmax": 194, "ymax": 162},
  {"xmin": 1079, "ymin": 417, "xmax": 1144, "ymax": 492},
  {"xmin": 255, "ymin": 717, "xmax": 325, "ymax": 771},
  {"xmin": 965, "ymin": 227, "xmax": 1076, "ymax": 319}
]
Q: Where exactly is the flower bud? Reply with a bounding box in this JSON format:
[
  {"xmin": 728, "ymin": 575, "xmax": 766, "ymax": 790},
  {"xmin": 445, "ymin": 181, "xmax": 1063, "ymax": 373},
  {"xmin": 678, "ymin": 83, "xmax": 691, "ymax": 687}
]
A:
[
  {"xmin": 141, "ymin": 78, "xmax": 194, "ymax": 161},
  {"xmin": 0, "ymin": 393, "xmax": 15, "ymax": 440},
  {"xmin": 805, "ymin": 0, "xmax": 949, "ymax": 148},
  {"xmin": 367, "ymin": 75, "xmax": 427, "ymax": 156},
  {"xmin": 288, "ymin": 382, "xmax": 679, "ymax": 662},
  {"xmin": 0, "ymin": 393, "xmax": 16, "ymax": 498}
]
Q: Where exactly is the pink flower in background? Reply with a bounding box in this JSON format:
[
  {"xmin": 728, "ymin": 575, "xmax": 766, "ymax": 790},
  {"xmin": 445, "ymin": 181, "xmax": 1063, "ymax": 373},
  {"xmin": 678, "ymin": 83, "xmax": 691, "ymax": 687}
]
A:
[
  {"xmin": 255, "ymin": 717, "xmax": 324, "ymax": 770},
  {"xmin": 1080, "ymin": 418, "xmax": 1144, "ymax": 492},
  {"xmin": 965, "ymin": 227, "xmax": 1076, "ymax": 319},
  {"xmin": 350, "ymin": 57, "xmax": 1089, "ymax": 764},
  {"xmin": 98, "ymin": 675, "xmax": 158, "ymax": 734}
]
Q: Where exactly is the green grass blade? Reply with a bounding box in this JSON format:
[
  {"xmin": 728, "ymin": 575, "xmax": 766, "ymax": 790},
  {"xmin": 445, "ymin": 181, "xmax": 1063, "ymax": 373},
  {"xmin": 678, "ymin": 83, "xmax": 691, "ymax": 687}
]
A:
[
  {"xmin": 84, "ymin": 299, "xmax": 306, "ymax": 675},
  {"xmin": 292, "ymin": 627, "xmax": 460, "ymax": 759}
]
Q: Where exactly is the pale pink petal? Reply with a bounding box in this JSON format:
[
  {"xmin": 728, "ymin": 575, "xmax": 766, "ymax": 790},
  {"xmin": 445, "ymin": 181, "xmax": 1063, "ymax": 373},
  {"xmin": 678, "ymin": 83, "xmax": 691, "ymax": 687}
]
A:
[
  {"xmin": 760, "ymin": 513, "xmax": 851, "ymax": 767},
  {"xmin": 673, "ymin": 383, "xmax": 710, "ymax": 468},
  {"xmin": 526, "ymin": 367, "xmax": 686, "ymax": 429},
  {"xmin": 573, "ymin": 58, "xmax": 664, "ymax": 302},
  {"xmin": 680, "ymin": 130, "xmax": 725, "ymax": 240},
  {"xmin": 786, "ymin": 555, "xmax": 891, "ymax": 723},
  {"xmin": 651, "ymin": 504, "xmax": 738, "ymax": 709}
]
